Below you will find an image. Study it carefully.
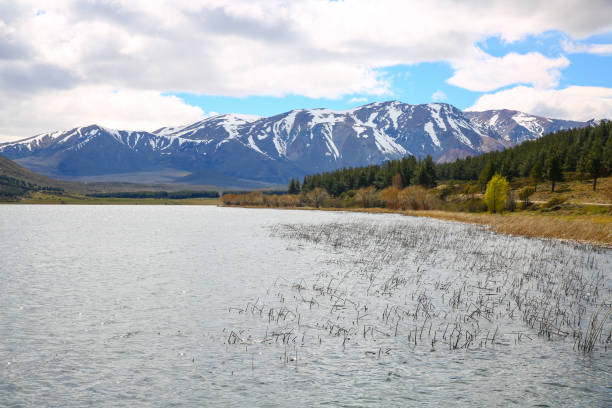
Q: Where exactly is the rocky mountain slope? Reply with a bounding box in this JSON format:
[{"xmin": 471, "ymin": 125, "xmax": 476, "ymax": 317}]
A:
[
  {"xmin": 0, "ymin": 101, "xmax": 593, "ymax": 186},
  {"xmin": 464, "ymin": 109, "xmax": 589, "ymax": 144}
]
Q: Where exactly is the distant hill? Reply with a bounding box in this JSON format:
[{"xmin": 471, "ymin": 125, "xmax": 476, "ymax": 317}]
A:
[
  {"xmin": 0, "ymin": 154, "xmax": 250, "ymax": 195},
  {"xmin": 0, "ymin": 101, "xmax": 594, "ymax": 187},
  {"xmin": 0, "ymin": 153, "xmax": 79, "ymax": 191}
]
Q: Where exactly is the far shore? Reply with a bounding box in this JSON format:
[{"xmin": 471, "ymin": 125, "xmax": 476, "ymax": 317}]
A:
[
  {"xmin": 3, "ymin": 195, "xmax": 610, "ymax": 248},
  {"xmin": 0, "ymin": 194, "xmax": 221, "ymax": 206}
]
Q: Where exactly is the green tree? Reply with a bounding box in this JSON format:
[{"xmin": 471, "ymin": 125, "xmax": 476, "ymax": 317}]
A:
[
  {"xmin": 518, "ymin": 186, "xmax": 535, "ymax": 210},
  {"xmin": 529, "ymin": 160, "xmax": 543, "ymax": 192},
  {"xmin": 414, "ymin": 155, "xmax": 437, "ymax": 188},
  {"xmin": 484, "ymin": 174, "xmax": 509, "ymax": 214},
  {"xmin": 545, "ymin": 153, "xmax": 563, "ymax": 192},
  {"xmin": 579, "ymin": 144, "xmax": 605, "ymax": 191},
  {"xmin": 478, "ymin": 159, "xmax": 496, "ymax": 190},
  {"xmin": 287, "ymin": 179, "xmax": 298, "ymax": 194},
  {"xmin": 603, "ymin": 136, "xmax": 612, "ymax": 177}
]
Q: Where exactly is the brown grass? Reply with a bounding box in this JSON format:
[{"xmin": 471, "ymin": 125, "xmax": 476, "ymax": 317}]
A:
[
  {"xmin": 530, "ymin": 175, "xmax": 612, "ymax": 205},
  {"xmin": 400, "ymin": 210, "xmax": 612, "ymax": 247}
]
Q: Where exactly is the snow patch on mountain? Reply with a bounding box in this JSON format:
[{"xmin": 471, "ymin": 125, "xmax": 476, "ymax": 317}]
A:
[
  {"xmin": 488, "ymin": 113, "xmax": 499, "ymax": 127},
  {"xmin": 512, "ymin": 112, "xmax": 544, "ymax": 137},
  {"xmin": 428, "ymin": 104, "xmax": 447, "ymax": 131},
  {"xmin": 424, "ymin": 122, "xmax": 440, "ymax": 147},
  {"xmin": 386, "ymin": 104, "xmax": 403, "ymax": 130}
]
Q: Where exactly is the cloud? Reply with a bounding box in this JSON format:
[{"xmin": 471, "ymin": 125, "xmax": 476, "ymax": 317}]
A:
[
  {"xmin": 348, "ymin": 96, "xmax": 368, "ymax": 104},
  {"xmin": 1, "ymin": 0, "xmax": 612, "ymax": 136},
  {"xmin": 466, "ymin": 85, "xmax": 612, "ymax": 121},
  {"xmin": 447, "ymin": 52, "xmax": 569, "ymax": 92},
  {"xmin": 6, "ymin": 0, "xmax": 612, "ymax": 98},
  {"xmin": 431, "ymin": 90, "xmax": 447, "ymax": 102},
  {"xmin": 0, "ymin": 86, "xmax": 204, "ymax": 141},
  {"xmin": 561, "ymin": 39, "xmax": 612, "ymax": 55}
]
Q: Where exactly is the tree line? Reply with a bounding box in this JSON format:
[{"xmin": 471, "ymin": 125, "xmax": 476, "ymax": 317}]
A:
[
  {"xmin": 0, "ymin": 174, "xmax": 63, "ymax": 198},
  {"xmin": 87, "ymin": 190, "xmax": 221, "ymax": 199},
  {"xmin": 289, "ymin": 121, "xmax": 612, "ymax": 194},
  {"xmin": 288, "ymin": 155, "xmax": 438, "ymax": 196}
]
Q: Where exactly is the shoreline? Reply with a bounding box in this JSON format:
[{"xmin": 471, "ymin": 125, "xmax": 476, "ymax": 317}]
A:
[
  {"xmin": 2, "ymin": 198, "xmax": 610, "ymax": 247},
  {"xmin": 224, "ymin": 205, "xmax": 612, "ymax": 248}
]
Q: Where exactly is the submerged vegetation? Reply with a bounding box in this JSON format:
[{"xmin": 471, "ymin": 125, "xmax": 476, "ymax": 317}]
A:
[{"xmin": 225, "ymin": 219, "xmax": 612, "ymax": 365}]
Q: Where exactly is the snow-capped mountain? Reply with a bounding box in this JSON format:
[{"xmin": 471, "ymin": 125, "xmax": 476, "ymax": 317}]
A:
[
  {"xmin": 464, "ymin": 109, "xmax": 588, "ymax": 144},
  {"xmin": 0, "ymin": 101, "xmax": 594, "ymax": 186}
]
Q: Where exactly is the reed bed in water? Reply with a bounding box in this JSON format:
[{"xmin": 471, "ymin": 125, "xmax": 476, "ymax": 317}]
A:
[{"xmin": 225, "ymin": 219, "xmax": 612, "ymax": 363}]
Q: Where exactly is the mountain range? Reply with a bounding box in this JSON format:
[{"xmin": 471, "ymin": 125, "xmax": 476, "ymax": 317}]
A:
[{"xmin": 0, "ymin": 101, "xmax": 595, "ymax": 187}]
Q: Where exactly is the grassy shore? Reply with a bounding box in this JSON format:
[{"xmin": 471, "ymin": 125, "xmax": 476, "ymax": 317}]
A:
[
  {"xmin": 336, "ymin": 207, "xmax": 610, "ymax": 247},
  {"xmin": 400, "ymin": 210, "xmax": 611, "ymax": 247}
]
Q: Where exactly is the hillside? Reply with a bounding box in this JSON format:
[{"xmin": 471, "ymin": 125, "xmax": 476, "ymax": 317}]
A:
[
  {"xmin": 0, "ymin": 154, "xmax": 248, "ymax": 198},
  {"xmin": 293, "ymin": 121, "xmax": 612, "ymax": 196},
  {"xmin": 0, "ymin": 153, "xmax": 83, "ymax": 192}
]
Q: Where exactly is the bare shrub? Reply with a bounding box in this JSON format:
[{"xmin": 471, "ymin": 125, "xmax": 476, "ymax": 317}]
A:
[
  {"xmin": 398, "ymin": 186, "xmax": 439, "ymax": 210},
  {"xmin": 280, "ymin": 194, "xmax": 300, "ymax": 207},
  {"xmin": 379, "ymin": 186, "xmax": 400, "ymax": 209},
  {"xmin": 306, "ymin": 187, "xmax": 328, "ymax": 208},
  {"xmin": 355, "ymin": 186, "xmax": 377, "ymax": 208}
]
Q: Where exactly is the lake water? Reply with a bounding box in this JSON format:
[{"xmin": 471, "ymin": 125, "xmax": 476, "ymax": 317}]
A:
[{"xmin": 1, "ymin": 205, "xmax": 611, "ymax": 407}]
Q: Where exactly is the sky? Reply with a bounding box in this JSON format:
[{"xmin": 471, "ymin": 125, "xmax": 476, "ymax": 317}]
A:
[{"xmin": 0, "ymin": 0, "xmax": 611, "ymax": 141}]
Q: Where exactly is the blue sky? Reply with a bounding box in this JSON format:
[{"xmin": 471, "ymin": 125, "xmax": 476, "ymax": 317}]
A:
[
  {"xmin": 0, "ymin": 1, "xmax": 611, "ymax": 140},
  {"xmin": 173, "ymin": 62, "xmax": 471, "ymax": 116},
  {"xmin": 175, "ymin": 30, "xmax": 612, "ymax": 118}
]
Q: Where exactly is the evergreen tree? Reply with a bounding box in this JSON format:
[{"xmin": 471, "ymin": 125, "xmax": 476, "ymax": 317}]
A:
[
  {"xmin": 288, "ymin": 179, "xmax": 297, "ymax": 194},
  {"xmin": 604, "ymin": 136, "xmax": 612, "ymax": 174},
  {"xmin": 529, "ymin": 160, "xmax": 543, "ymax": 192},
  {"xmin": 478, "ymin": 159, "xmax": 496, "ymax": 189},
  {"xmin": 545, "ymin": 153, "xmax": 563, "ymax": 192},
  {"xmin": 580, "ymin": 144, "xmax": 604, "ymax": 191},
  {"xmin": 414, "ymin": 155, "xmax": 437, "ymax": 187}
]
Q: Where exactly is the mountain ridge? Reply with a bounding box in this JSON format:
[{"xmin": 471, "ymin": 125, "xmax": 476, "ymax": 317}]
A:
[{"xmin": 0, "ymin": 101, "xmax": 595, "ymax": 187}]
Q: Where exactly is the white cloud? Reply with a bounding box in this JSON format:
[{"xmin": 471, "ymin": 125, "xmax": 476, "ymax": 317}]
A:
[
  {"xmin": 466, "ymin": 85, "xmax": 612, "ymax": 121},
  {"xmin": 431, "ymin": 90, "xmax": 447, "ymax": 102},
  {"xmin": 0, "ymin": 87, "xmax": 204, "ymax": 141},
  {"xmin": 447, "ymin": 52, "xmax": 569, "ymax": 92},
  {"xmin": 348, "ymin": 97, "xmax": 368, "ymax": 104},
  {"xmin": 1, "ymin": 0, "xmax": 612, "ymax": 137},
  {"xmin": 5, "ymin": 0, "xmax": 612, "ymax": 98},
  {"xmin": 561, "ymin": 39, "xmax": 612, "ymax": 55}
]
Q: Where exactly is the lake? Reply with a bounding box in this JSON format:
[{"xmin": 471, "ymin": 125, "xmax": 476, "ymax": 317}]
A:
[{"xmin": 1, "ymin": 205, "xmax": 611, "ymax": 407}]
